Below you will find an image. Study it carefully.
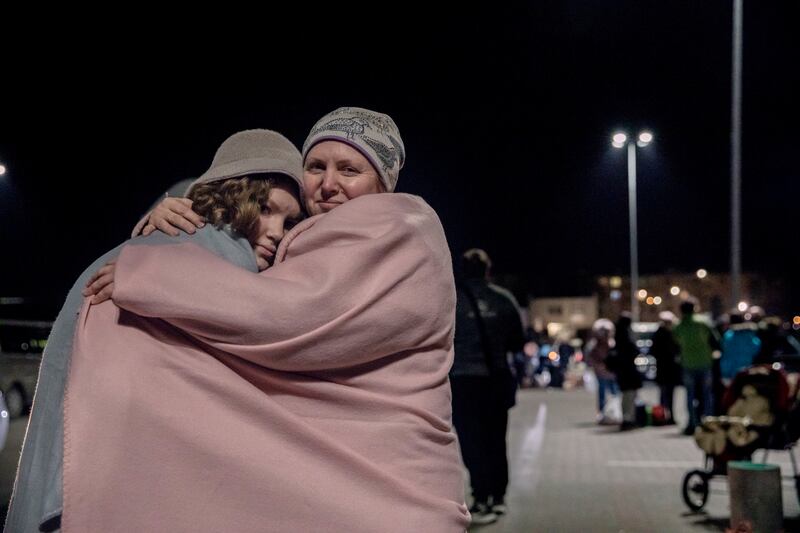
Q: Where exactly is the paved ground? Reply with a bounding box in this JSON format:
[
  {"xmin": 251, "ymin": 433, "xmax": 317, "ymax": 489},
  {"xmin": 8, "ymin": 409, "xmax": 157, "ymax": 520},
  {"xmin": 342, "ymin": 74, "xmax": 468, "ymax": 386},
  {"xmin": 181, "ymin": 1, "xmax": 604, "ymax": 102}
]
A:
[
  {"xmin": 1, "ymin": 383, "xmax": 797, "ymax": 531},
  {"xmin": 0, "ymin": 416, "xmax": 27, "ymax": 523},
  {"xmin": 470, "ymin": 383, "xmax": 800, "ymax": 532}
]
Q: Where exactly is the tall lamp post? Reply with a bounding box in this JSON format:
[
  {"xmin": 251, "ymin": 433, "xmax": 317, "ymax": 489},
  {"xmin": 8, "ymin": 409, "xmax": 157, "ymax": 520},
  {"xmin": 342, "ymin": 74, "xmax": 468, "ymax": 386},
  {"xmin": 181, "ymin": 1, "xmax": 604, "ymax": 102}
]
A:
[
  {"xmin": 612, "ymin": 131, "xmax": 653, "ymax": 322},
  {"xmin": 731, "ymin": 0, "xmax": 743, "ymax": 309}
]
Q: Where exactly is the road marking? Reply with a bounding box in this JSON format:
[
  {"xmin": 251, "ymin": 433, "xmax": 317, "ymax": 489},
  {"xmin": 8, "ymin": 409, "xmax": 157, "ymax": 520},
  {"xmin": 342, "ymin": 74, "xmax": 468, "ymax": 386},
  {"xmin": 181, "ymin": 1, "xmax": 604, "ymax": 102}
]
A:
[
  {"xmin": 607, "ymin": 460, "xmax": 703, "ymax": 468},
  {"xmin": 515, "ymin": 404, "xmax": 548, "ymax": 483}
]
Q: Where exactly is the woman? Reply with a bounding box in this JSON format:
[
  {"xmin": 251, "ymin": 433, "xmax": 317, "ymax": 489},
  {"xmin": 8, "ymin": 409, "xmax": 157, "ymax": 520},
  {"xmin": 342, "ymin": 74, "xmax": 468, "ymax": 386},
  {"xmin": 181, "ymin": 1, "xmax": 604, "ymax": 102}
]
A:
[
  {"xmin": 77, "ymin": 108, "xmax": 470, "ymax": 531},
  {"xmin": 586, "ymin": 318, "xmax": 619, "ymax": 423},
  {"xmin": 5, "ymin": 129, "xmax": 305, "ymax": 533}
]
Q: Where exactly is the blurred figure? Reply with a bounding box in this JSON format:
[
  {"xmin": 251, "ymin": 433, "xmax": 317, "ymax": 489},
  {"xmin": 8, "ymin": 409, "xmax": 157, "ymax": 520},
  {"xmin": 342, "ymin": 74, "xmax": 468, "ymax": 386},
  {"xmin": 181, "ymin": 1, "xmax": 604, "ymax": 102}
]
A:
[
  {"xmin": 611, "ymin": 313, "xmax": 642, "ymax": 431},
  {"xmin": 512, "ymin": 350, "xmax": 529, "ymax": 387},
  {"xmin": 651, "ymin": 311, "xmax": 680, "ymax": 424},
  {"xmin": 673, "ymin": 299, "xmax": 720, "ymax": 435},
  {"xmin": 514, "ymin": 327, "xmax": 539, "ymax": 388},
  {"xmin": 754, "ymin": 315, "xmax": 800, "ymax": 364},
  {"xmin": 748, "ymin": 305, "xmax": 765, "ymax": 324},
  {"xmin": 451, "ymin": 249, "xmax": 525, "ymax": 525},
  {"xmin": 720, "ymin": 312, "xmax": 761, "ymax": 385},
  {"xmin": 586, "ymin": 318, "xmax": 619, "ymax": 423}
]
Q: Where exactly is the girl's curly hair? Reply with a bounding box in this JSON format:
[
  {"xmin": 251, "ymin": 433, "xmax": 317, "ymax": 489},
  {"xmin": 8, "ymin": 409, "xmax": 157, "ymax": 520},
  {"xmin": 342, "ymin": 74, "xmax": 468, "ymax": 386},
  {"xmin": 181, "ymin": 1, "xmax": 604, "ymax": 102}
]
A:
[{"xmin": 187, "ymin": 174, "xmax": 298, "ymax": 242}]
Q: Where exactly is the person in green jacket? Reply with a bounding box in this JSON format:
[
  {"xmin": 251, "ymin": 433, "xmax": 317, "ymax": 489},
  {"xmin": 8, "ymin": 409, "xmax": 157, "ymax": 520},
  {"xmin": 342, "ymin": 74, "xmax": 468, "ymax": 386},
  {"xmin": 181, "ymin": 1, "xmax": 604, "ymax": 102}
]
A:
[{"xmin": 672, "ymin": 299, "xmax": 720, "ymax": 435}]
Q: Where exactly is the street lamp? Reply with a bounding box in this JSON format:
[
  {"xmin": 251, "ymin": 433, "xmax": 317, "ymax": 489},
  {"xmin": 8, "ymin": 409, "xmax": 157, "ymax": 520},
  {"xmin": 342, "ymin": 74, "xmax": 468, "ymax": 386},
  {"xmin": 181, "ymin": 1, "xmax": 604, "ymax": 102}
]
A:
[{"xmin": 612, "ymin": 130, "xmax": 653, "ymax": 322}]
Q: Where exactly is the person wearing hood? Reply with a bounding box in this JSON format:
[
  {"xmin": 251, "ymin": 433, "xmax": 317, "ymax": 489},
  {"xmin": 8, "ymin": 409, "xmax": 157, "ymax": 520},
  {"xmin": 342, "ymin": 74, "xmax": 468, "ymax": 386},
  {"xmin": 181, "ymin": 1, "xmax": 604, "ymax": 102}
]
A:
[
  {"xmin": 5, "ymin": 130, "xmax": 305, "ymax": 533},
  {"xmin": 586, "ymin": 318, "xmax": 619, "ymax": 423},
  {"xmin": 720, "ymin": 312, "xmax": 761, "ymax": 385},
  {"xmin": 80, "ymin": 108, "xmax": 470, "ymax": 532}
]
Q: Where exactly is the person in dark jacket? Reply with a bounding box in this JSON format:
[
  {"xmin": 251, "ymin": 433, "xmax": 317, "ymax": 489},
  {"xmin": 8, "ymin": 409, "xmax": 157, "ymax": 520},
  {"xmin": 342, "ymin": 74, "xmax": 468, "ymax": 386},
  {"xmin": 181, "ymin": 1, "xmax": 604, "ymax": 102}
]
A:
[
  {"xmin": 651, "ymin": 311, "xmax": 681, "ymax": 424},
  {"xmin": 754, "ymin": 316, "xmax": 800, "ymax": 364},
  {"xmin": 451, "ymin": 249, "xmax": 525, "ymax": 525},
  {"xmin": 611, "ymin": 312, "xmax": 642, "ymax": 430}
]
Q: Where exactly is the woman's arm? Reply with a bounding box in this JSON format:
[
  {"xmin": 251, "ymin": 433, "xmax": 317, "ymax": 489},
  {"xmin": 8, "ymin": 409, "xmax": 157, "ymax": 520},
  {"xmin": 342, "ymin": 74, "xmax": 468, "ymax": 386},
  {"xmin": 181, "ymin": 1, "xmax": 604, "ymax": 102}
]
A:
[
  {"xmin": 88, "ymin": 197, "xmax": 212, "ymax": 303},
  {"xmin": 132, "ymin": 197, "xmax": 206, "ymax": 238},
  {"xmin": 82, "ymin": 259, "xmax": 117, "ymax": 304},
  {"xmin": 112, "ymin": 195, "xmax": 456, "ymax": 372}
]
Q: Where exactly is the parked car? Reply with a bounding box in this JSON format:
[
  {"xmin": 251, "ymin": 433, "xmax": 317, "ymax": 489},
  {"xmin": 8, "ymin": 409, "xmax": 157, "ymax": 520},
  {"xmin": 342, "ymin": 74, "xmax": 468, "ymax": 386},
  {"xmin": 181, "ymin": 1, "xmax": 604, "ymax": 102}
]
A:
[
  {"xmin": 631, "ymin": 322, "xmax": 659, "ymax": 381},
  {"xmin": 0, "ymin": 320, "xmax": 50, "ymax": 418},
  {"xmin": 0, "ymin": 392, "xmax": 9, "ymax": 451}
]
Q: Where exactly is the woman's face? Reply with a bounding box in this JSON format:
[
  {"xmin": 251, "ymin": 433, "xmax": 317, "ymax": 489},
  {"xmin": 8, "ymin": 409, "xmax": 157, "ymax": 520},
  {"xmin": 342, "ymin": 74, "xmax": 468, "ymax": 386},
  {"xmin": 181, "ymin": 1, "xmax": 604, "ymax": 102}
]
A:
[
  {"xmin": 251, "ymin": 181, "xmax": 303, "ymax": 271},
  {"xmin": 303, "ymin": 141, "xmax": 385, "ymax": 216}
]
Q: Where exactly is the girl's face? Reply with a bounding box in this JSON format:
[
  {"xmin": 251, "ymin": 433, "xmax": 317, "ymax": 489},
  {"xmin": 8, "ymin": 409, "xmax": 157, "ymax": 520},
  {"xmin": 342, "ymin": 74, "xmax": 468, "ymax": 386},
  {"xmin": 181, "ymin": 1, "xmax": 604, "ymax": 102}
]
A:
[
  {"xmin": 251, "ymin": 181, "xmax": 303, "ymax": 271},
  {"xmin": 302, "ymin": 141, "xmax": 385, "ymax": 216}
]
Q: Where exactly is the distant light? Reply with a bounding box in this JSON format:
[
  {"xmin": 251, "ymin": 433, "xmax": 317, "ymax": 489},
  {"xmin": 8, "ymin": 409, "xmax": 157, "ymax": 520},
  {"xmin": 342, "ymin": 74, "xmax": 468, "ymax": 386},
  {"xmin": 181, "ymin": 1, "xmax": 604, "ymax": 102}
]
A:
[
  {"xmin": 612, "ymin": 132, "xmax": 627, "ymax": 145},
  {"xmin": 737, "ymin": 301, "xmax": 748, "ymax": 312},
  {"xmin": 637, "ymin": 289, "xmax": 648, "ymax": 300},
  {"xmin": 646, "ymin": 297, "xmax": 655, "ymax": 305},
  {"xmin": 773, "ymin": 363, "xmax": 782, "ymax": 371},
  {"xmin": 794, "ymin": 324, "xmax": 800, "ymax": 331},
  {"xmin": 548, "ymin": 351, "xmax": 559, "ymax": 361},
  {"xmin": 744, "ymin": 313, "xmax": 752, "ymax": 321},
  {"xmin": 680, "ymin": 290, "xmax": 690, "ymax": 299},
  {"xmin": 653, "ymin": 296, "xmax": 663, "ymax": 305},
  {"xmin": 610, "ymin": 289, "xmax": 622, "ymax": 301},
  {"xmin": 793, "ymin": 316, "xmax": 800, "ymax": 326},
  {"xmin": 0, "ymin": 410, "xmax": 7, "ymax": 418},
  {"xmin": 610, "ymin": 276, "xmax": 622, "ymax": 288},
  {"xmin": 575, "ymin": 352, "xmax": 584, "ymax": 362},
  {"xmin": 696, "ymin": 269, "xmax": 708, "ymax": 279},
  {"xmin": 670, "ymin": 286, "xmax": 680, "ymax": 296},
  {"xmin": 0, "ymin": 164, "xmax": 6, "ymax": 176},
  {"xmin": 638, "ymin": 132, "xmax": 653, "ymax": 144}
]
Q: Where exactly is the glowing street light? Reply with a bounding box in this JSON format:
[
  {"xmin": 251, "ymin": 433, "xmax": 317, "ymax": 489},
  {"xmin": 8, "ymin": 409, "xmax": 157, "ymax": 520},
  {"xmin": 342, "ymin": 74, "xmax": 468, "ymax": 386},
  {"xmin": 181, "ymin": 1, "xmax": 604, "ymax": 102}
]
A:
[
  {"xmin": 611, "ymin": 129, "xmax": 655, "ymax": 322},
  {"xmin": 696, "ymin": 269, "xmax": 708, "ymax": 279},
  {"xmin": 670, "ymin": 286, "xmax": 680, "ymax": 296},
  {"xmin": 737, "ymin": 301, "xmax": 748, "ymax": 312}
]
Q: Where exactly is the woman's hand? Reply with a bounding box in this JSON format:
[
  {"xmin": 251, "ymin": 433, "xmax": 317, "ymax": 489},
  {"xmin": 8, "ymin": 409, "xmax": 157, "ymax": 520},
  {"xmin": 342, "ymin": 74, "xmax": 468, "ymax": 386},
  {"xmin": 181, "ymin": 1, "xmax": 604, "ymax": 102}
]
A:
[
  {"xmin": 82, "ymin": 260, "xmax": 117, "ymax": 304},
  {"xmin": 137, "ymin": 198, "xmax": 206, "ymax": 237}
]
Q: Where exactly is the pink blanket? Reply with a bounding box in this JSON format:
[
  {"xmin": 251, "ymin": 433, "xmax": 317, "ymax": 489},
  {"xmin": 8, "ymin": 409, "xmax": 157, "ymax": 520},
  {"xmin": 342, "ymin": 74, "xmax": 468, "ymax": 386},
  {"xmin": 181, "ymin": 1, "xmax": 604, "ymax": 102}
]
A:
[{"xmin": 63, "ymin": 194, "xmax": 469, "ymax": 532}]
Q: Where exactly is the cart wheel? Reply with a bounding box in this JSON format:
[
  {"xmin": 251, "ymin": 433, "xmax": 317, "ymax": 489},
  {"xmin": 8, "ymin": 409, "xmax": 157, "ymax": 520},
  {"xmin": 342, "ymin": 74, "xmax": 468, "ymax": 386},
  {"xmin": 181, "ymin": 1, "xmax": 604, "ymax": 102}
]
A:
[{"xmin": 682, "ymin": 469, "xmax": 710, "ymax": 511}]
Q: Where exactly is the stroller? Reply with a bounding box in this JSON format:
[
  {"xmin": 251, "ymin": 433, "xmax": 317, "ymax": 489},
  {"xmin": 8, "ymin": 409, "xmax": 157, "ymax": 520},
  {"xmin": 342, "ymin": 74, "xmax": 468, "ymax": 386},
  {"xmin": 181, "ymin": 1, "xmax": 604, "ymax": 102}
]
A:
[{"xmin": 681, "ymin": 363, "xmax": 800, "ymax": 511}]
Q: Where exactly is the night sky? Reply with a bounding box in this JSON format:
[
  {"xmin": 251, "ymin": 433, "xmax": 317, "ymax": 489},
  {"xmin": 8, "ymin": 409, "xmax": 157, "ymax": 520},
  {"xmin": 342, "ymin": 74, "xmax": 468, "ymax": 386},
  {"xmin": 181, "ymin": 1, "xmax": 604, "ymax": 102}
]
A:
[{"xmin": 2, "ymin": 2, "xmax": 798, "ymax": 317}]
